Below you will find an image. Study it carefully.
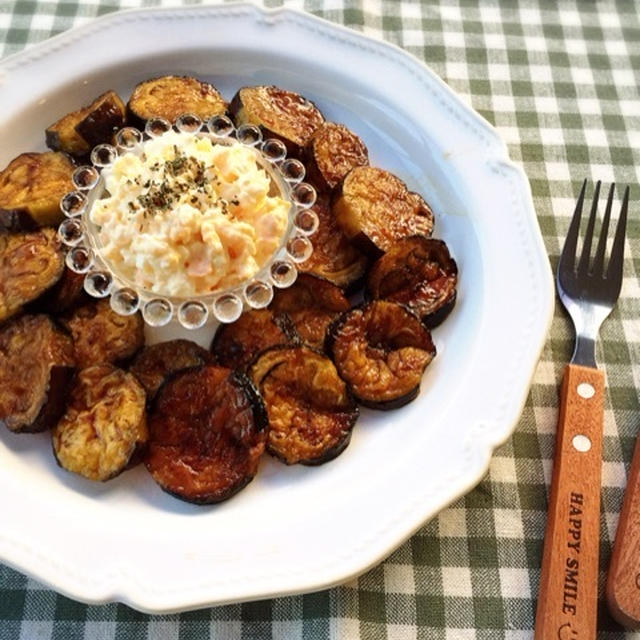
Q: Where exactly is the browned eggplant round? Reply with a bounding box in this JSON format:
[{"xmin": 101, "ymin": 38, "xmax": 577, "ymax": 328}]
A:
[
  {"xmin": 0, "ymin": 152, "xmax": 75, "ymax": 231},
  {"xmin": 327, "ymin": 300, "xmax": 436, "ymax": 409},
  {"xmin": 146, "ymin": 365, "xmax": 268, "ymax": 504},
  {"xmin": 229, "ymin": 85, "xmax": 325, "ymax": 157},
  {"xmin": 0, "ymin": 314, "xmax": 75, "ymax": 433},
  {"xmin": 61, "ymin": 298, "xmax": 145, "ymax": 368},
  {"xmin": 52, "ymin": 364, "xmax": 148, "ymax": 481},
  {"xmin": 303, "ymin": 122, "xmax": 369, "ymax": 193},
  {"xmin": 30, "ymin": 266, "xmax": 89, "ymax": 315},
  {"xmin": 46, "ymin": 90, "xmax": 127, "ymax": 156},
  {"xmin": 367, "ymin": 236, "xmax": 458, "ymax": 328},
  {"xmin": 127, "ymin": 75, "xmax": 227, "ymax": 127},
  {"xmin": 332, "ymin": 166, "xmax": 434, "ymax": 257},
  {"xmin": 298, "ymin": 194, "xmax": 368, "ymax": 291},
  {"xmin": 249, "ymin": 345, "xmax": 358, "ymax": 465},
  {"xmin": 211, "ymin": 308, "xmax": 298, "ymax": 371},
  {"xmin": 0, "ymin": 228, "xmax": 65, "ymax": 324},
  {"xmin": 130, "ymin": 339, "xmax": 213, "ymax": 402},
  {"xmin": 269, "ymin": 273, "xmax": 350, "ymax": 351}
]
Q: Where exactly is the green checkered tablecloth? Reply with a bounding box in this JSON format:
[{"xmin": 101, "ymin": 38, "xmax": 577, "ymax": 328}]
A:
[{"xmin": 1, "ymin": 0, "xmax": 639, "ymax": 637}]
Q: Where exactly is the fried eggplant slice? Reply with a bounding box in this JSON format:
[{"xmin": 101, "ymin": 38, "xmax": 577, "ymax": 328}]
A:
[
  {"xmin": 130, "ymin": 339, "xmax": 213, "ymax": 401},
  {"xmin": 298, "ymin": 194, "xmax": 368, "ymax": 290},
  {"xmin": 304, "ymin": 122, "xmax": 369, "ymax": 193},
  {"xmin": 45, "ymin": 90, "xmax": 126, "ymax": 156},
  {"xmin": 0, "ymin": 228, "xmax": 64, "ymax": 323},
  {"xmin": 367, "ymin": 236, "xmax": 458, "ymax": 328},
  {"xmin": 74, "ymin": 91, "xmax": 127, "ymax": 148},
  {"xmin": 211, "ymin": 308, "xmax": 298, "ymax": 370},
  {"xmin": 229, "ymin": 85, "xmax": 324, "ymax": 157},
  {"xmin": 31, "ymin": 266, "xmax": 88, "ymax": 315},
  {"xmin": 270, "ymin": 273, "xmax": 350, "ymax": 351},
  {"xmin": 146, "ymin": 365, "xmax": 268, "ymax": 504},
  {"xmin": 127, "ymin": 75, "xmax": 227, "ymax": 127},
  {"xmin": 0, "ymin": 152, "xmax": 75, "ymax": 231},
  {"xmin": 332, "ymin": 166, "xmax": 434, "ymax": 257},
  {"xmin": 52, "ymin": 364, "xmax": 147, "ymax": 481},
  {"xmin": 249, "ymin": 345, "xmax": 358, "ymax": 465},
  {"xmin": 0, "ymin": 315, "xmax": 75, "ymax": 433},
  {"xmin": 61, "ymin": 298, "xmax": 144, "ymax": 368},
  {"xmin": 327, "ymin": 300, "xmax": 436, "ymax": 410}
]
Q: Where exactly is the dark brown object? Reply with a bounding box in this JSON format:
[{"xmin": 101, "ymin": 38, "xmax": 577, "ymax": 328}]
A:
[
  {"xmin": 211, "ymin": 308, "xmax": 298, "ymax": 370},
  {"xmin": 298, "ymin": 194, "xmax": 368, "ymax": 290},
  {"xmin": 61, "ymin": 298, "xmax": 145, "ymax": 368},
  {"xmin": 46, "ymin": 90, "xmax": 126, "ymax": 156},
  {"xmin": 534, "ymin": 364, "xmax": 604, "ymax": 640},
  {"xmin": 31, "ymin": 266, "xmax": 88, "ymax": 315},
  {"xmin": 52, "ymin": 364, "xmax": 148, "ymax": 481},
  {"xmin": 607, "ymin": 425, "xmax": 640, "ymax": 629},
  {"xmin": 130, "ymin": 339, "xmax": 212, "ymax": 401},
  {"xmin": 0, "ymin": 314, "xmax": 75, "ymax": 433},
  {"xmin": 229, "ymin": 85, "xmax": 324, "ymax": 157},
  {"xmin": 249, "ymin": 345, "xmax": 358, "ymax": 465},
  {"xmin": 327, "ymin": 300, "xmax": 436, "ymax": 409},
  {"xmin": 332, "ymin": 166, "xmax": 434, "ymax": 257},
  {"xmin": 45, "ymin": 91, "xmax": 123, "ymax": 155},
  {"xmin": 127, "ymin": 76, "xmax": 227, "ymax": 127},
  {"xmin": 270, "ymin": 273, "xmax": 350, "ymax": 351},
  {"xmin": 146, "ymin": 365, "xmax": 268, "ymax": 504},
  {"xmin": 0, "ymin": 228, "xmax": 64, "ymax": 323},
  {"xmin": 73, "ymin": 91, "xmax": 127, "ymax": 148},
  {"xmin": 304, "ymin": 122, "xmax": 369, "ymax": 193},
  {"xmin": 367, "ymin": 236, "xmax": 458, "ymax": 328},
  {"xmin": 0, "ymin": 152, "xmax": 75, "ymax": 231}
]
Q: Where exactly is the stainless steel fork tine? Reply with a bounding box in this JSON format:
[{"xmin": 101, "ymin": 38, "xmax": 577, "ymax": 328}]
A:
[
  {"xmin": 606, "ymin": 185, "xmax": 629, "ymax": 291},
  {"xmin": 558, "ymin": 179, "xmax": 587, "ymax": 275},
  {"xmin": 577, "ymin": 180, "xmax": 601, "ymax": 276},
  {"xmin": 592, "ymin": 183, "xmax": 615, "ymax": 276}
]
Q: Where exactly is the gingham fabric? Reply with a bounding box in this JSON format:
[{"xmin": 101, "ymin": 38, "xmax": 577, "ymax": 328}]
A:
[{"xmin": 1, "ymin": 1, "xmax": 639, "ymax": 638}]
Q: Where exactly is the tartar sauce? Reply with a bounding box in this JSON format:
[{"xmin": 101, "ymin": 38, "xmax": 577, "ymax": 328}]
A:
[{"xmin": 90, "ymin": 130, "xmax": 290, "ymax": 297}]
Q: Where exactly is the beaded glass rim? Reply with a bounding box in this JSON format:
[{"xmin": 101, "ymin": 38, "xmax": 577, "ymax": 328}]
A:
[{"xmin": 57, "ymin": 113, "xmax": 318, "ymax": 329}]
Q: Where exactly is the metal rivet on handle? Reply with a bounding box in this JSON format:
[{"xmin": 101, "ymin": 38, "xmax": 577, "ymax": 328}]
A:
[
  {"xmin": 577, "ymin": 382, "xmax": 595, "ymax": 399},
  {"xmin": 572, "ymin": 434, "xmax": 592, "ymax": 452}
]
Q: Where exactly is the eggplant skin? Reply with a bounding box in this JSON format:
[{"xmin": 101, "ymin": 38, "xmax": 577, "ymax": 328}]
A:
[
  {"xmin": 303, "ymin": 122, "xmax": 369, "ymax": 193},
  {"xmin": 229, "ymin": 85, "xmax": 325, "ymax": 157},
  {"xmin": 366, "ymin": 236, "xmax": 458, "ymax": 328},
  {"xmin": 0, "ymin": 228, "xmax": 65, "ymax": 324},
  {"xmin": 332, "ymin": 166, "xmax": 434, "ymax": 257},
  {"xmin": 326, "ymin": 300, "xmax": 436, "ymax": 410},
  {"xmin": 52, "ymin": 364, "xmax": 148, "ymax": 482},
  {"xmin": 0, "ymin": 314, "xmax": 75, "ymax": 433},
  {"xmin": 146, "ymin": 365, "xmax": 268, "ymax": 504},
  {"xmin": 297, "ymin": 193, "xmax": 369, "ymax": 292},
  {"xmin": 61, "ymin": 298, "xmax": 145, "ymax": 368},
  {"xmin": 211, "ymin": 308, "xmax": 299, "ymax": 371},
  {"xmin": 0, "ymin": 152, "xmax": 75, "ymax": 231},
  {"xmin": 127, "ymin": 75, "xmax": 227, "ymax": 127},
  {"xmin": 74, "ymin": 91, "xmax": 127, "ymax": 148},
  {"xmin": 129, "ymin": 339, "xmax": 213, "ymax": 402},
  {"xmin": 248, "ymin": 345, "xmax": 359, "ymax": 466}
]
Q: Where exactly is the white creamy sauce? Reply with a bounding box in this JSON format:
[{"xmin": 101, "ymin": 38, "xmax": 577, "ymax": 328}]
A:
[{"xmin": 90, "ymin": 131, "xmax": 290, "ymax": 297}]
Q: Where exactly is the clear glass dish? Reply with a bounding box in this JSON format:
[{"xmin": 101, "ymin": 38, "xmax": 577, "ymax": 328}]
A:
[{"xmin": 57, "ymin": 113, "xmax": 318, "ymax": 329}]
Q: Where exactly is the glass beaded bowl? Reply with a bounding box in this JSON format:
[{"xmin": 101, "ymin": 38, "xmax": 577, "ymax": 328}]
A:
[{"xmin": 57, "ymin": 114, "xmax": 318, "ymax": 329}]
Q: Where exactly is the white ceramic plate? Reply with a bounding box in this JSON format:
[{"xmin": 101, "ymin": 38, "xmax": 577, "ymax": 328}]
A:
[{"xmin": 0, "ymin": 3, "xmax": 554, "ymax": 612}]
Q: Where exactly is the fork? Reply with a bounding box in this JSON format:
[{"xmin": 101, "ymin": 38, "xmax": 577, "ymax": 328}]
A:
[{"xmin": 534, "ymin": 181, "xmax": 629, "ymax": 640}]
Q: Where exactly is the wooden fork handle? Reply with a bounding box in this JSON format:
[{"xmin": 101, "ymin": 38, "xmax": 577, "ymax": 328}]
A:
[
  {"xmin": 535, "ymin": 364, "xmax": 605, "ymax": 640},
  {"xmin": 606, "ymin": 424, "xmax": 640, "ymax": 629}
]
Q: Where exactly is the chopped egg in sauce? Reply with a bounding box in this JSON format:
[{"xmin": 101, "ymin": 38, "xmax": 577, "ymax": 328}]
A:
[{"xmin": 90, "ymin": 130, "xmax": 290, "ymax": 297}]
